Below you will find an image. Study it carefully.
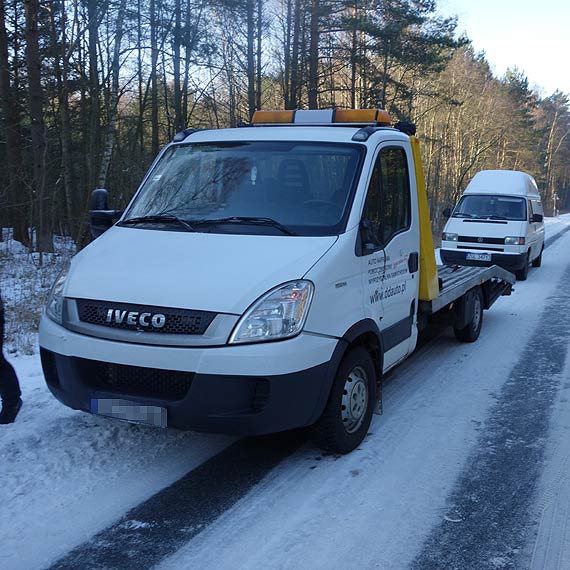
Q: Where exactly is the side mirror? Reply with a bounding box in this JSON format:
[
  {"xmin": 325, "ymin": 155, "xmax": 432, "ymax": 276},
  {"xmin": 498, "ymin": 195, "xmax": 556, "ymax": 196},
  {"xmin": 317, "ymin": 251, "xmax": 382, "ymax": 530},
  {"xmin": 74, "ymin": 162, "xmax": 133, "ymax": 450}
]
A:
[
  {"xmin": 532, "ymin": 213, "xmax": 543, "ymax": 223},
  {"xmin": 89, "ymin": 189, "xmax": 124, "ymax": 239},
  {"xmin": 443, "ymin": 207, "xmax": 452, "ymax": 218},
  {"xmin": 360, "ymin": 219, "xmax": 381, "ymax": 254},
  {"xmin": 90, "ymin": 188, "xmax": 109, "ymax": 210}
]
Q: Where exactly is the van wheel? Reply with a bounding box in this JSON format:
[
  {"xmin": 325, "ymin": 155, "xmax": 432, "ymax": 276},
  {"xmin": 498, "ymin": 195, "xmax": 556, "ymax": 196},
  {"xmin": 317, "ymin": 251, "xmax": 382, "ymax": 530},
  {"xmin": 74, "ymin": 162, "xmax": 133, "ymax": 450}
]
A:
[
  {"xmin": 310, "ymin": 347, "xmax": 376, "ymax": 454},
  {"xmin": 515, "ymin": 253, "xmax": 529, "ymax": 281},
  {"xmin": 454, "ymin": 287, "xmax": 483, "ymax": 343},
  {"xmin": 532, "ymin": 247, "xmax": 543, "ymax": 268}
]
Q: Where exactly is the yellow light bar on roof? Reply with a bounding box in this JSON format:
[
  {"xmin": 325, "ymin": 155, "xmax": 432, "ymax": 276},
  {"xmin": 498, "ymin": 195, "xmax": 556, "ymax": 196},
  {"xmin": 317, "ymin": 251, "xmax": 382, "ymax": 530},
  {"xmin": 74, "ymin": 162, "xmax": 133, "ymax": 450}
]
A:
[
  {"xmin": 251, "ymin": 108, "xmax": 391, "ymax": 126},
  {"xmin": 252, "ymin": 110, "xmax": 295, "ymax": 124},
  {"xmin": 334, "ymin": 109, "xmax": 391, "ymax": 125}
]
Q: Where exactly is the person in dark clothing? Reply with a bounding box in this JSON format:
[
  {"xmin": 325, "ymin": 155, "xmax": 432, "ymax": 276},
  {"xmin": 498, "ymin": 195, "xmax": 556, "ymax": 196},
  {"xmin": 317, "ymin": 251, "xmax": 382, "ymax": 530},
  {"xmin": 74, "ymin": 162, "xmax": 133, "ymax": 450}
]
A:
[{"xmin": 0, "ymin": 292, "xmax": 22, "ymax": 424}]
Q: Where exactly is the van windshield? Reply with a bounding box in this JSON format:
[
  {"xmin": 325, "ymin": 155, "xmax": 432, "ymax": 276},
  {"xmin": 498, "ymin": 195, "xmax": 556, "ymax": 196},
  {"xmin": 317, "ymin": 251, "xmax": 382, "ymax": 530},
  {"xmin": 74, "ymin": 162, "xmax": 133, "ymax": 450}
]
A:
[
  {"xmin": 453, "ymin": 195, "xmax": 527, "ymax": 221},
  {"xmin": 122, "ymin": 141, "xmax": 364, "ymax": 236}
]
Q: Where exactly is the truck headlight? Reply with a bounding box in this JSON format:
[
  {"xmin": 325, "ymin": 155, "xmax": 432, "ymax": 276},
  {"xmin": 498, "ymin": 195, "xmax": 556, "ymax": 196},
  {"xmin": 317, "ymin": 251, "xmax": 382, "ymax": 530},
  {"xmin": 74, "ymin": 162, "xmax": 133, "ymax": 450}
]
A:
[
  {"xmin": 45, "ymin": 266, "xmax": 69, "ymax": 324},
  {"xmin": 229, "ymin": 280, "xmax": 314, "ymax": 344},
  {"xmin": 442, "ymin": 232, "xmax": 458, "ymax": 242},
  {"xmin": 504, "ymin": 236, "xmax": 525, "ymax": 245}
]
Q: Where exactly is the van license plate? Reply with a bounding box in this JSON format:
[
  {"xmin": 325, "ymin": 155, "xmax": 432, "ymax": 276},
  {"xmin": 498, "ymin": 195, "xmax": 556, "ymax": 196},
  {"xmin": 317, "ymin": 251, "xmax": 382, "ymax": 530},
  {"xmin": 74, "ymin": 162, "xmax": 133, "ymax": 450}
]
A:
[
  {"xmin": 91, "ymin": 398, "xmax": 167, "ymax": 428},
  {"xmin": 466, "ymin": 253, "xmax": 492, "ymax": 262}
]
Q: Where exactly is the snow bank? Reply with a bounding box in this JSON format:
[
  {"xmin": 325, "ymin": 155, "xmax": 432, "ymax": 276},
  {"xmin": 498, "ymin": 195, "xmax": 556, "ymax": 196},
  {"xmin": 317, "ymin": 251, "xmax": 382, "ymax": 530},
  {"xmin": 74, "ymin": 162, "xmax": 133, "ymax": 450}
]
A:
[{"xmin": 0, "ymin": 229, "xmax": 75, "ymax": 354}]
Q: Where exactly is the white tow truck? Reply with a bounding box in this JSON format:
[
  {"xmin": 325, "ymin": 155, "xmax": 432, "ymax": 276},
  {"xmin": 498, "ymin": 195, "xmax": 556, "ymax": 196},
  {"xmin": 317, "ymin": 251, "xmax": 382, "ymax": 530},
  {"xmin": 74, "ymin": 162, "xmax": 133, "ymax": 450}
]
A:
[{"xmin": 39, "ymin": 109, "xmax": 515, "ymax": 453}]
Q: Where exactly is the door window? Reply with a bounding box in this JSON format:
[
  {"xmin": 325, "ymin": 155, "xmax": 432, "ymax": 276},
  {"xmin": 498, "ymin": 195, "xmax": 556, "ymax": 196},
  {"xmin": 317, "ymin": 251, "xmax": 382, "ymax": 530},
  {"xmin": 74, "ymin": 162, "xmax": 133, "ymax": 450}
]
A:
[{"xmin": 361, "ymin": 147, "xmax": 411, "ymax": 247}]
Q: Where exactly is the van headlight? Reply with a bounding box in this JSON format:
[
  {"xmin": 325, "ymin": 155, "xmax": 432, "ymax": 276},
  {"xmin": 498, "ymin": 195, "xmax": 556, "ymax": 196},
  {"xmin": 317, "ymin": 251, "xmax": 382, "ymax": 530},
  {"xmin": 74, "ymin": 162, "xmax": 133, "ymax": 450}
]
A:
[
  {"xmin": 504, "ymin": 236, "xmax": 525, "ymax": 245},
  {"xmin": 45, "ymin": 266, "xmax": 69, "ymax": 324},
  {"xmin": 229, "ymin": 280, "xmax": 314, "ymax": 344},
  {"xmin": 442, "ymin": 232, "xmax": 458, "ymax": 242}
]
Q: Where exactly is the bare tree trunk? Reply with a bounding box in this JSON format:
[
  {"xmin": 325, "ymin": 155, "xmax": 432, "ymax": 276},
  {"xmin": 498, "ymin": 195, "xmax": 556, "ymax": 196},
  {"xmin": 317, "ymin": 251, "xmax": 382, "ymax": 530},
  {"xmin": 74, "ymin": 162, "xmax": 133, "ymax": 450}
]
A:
[
  {"xmin": 544, "ymin": 110, "xmax": 559, "ymax": 212},
  {"xmin": 256, "ymin": 0, "xmax": 263, "ymax": 111},
  {"xmin": 87, "ymin": 0, "xmax": 100, "ymax": 189},
  {"xmin": 283, "ymin": 0, "xmax": 292, "ymax": 107},
  {"xmin": 246, "ymin": 0, "xmax": 256, "ymax": 120},
  {"xmin": 350, "ymin": 1, "xmax": 357, "ymax": 109},
  {"xmin": 0, "ymin": 0, "xmax": 27, "ymax": 246},
  {"xmin": 137, "ymin": 0, "xmax": 145, "ymax": 155},
  {"xmin": 151, "ymin": 0, "xmax": 159, "ymax": 155},
  {"xmin": 24, "ymin": 0, "xmax": 51, "ymax": 255},
  {"xmin": 308, "ymin": 0, "xmax": 319, "ymax": 109},
  {"xmin": 173, "ymin": 0, "xmax": 183, "ymax": 131},
  {"xmin": 289, "ymin": 0, "xmax": 301, "ymax": 108},
  {"xmin": 97, "ymin": 0, "xmax": 128, "ymax": 188},
  {"xmin": 48, "ymin": 0, "xmax": 74, "ymax": 233}
]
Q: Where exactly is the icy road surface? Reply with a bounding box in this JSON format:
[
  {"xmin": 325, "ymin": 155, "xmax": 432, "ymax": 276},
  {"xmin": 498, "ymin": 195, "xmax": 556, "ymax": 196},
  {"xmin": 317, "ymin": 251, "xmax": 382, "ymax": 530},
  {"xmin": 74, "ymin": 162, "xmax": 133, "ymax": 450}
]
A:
[{"xmin": 1, "ymin": 215, "xmax": 570, "ymax": 570}]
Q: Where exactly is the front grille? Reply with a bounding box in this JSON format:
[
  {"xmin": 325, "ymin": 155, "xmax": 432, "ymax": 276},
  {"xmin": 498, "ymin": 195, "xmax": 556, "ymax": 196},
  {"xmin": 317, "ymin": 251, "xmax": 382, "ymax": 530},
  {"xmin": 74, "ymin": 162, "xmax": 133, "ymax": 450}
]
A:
[
  {"xmin": 458, "ymin": 236, "xmax": 504, "ymax": 244},
  {"xmin": 85, "ymin": 359, "xmax": 194, "ymax": 401},
  {"xmin": 457, "ymin": 245, "xmax": 504, "ymax": 251},
  {"xmin": 76, "ymin": 299, "xmax": 216, "ymax": 335}
]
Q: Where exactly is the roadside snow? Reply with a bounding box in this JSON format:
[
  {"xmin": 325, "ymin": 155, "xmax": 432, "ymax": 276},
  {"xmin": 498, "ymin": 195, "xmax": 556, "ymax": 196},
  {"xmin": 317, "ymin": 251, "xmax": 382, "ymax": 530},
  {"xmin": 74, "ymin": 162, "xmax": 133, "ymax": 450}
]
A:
[
  {"xmin": 1, "ymin": 217, "xmax": 569, "ymax": 570},
  {"xmin": 0, "ymin": 230, "xmax": 74, "ymax": 355}
]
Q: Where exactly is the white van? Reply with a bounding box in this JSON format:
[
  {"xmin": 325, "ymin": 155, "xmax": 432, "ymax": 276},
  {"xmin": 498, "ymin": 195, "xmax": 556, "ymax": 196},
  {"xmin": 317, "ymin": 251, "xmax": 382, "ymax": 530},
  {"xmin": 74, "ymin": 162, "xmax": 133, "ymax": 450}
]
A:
[
  {"xmin": 440, "ymin": 170, "xmax": 545, "ymax": 280},
  {"xmin": 39, "ymin": 110, "xmax": 514, "ymax": 454}
]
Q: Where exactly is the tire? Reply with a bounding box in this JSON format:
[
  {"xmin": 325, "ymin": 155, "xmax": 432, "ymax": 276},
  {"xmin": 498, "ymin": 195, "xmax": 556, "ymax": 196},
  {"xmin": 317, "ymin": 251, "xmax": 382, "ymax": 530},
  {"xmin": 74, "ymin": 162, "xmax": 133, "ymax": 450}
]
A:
[
  {"xmin": 310, "ymin": 346, "xmax": 377, "ymax": 454},
  {"xmin": 515, "ymin": 253, "xmax": 529, "ymax": 281},
  {"xmin": 532, "ymin": 247, "xmax": 543, "ymax": 268},
  {"xmin": 454, "ymin": 287, "xmax": 483, "ymax": 343}
]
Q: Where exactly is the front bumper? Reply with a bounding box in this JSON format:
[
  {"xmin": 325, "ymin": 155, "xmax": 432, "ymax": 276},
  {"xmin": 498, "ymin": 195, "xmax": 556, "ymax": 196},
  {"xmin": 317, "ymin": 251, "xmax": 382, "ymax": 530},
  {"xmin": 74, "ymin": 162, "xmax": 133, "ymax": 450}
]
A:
[
  {"xmin": 440, "ymin": 249, "xmax": 527, "ymax": 271},
  {"xmin": 39, "ymin": 316, "xmax": 342, "ymax": 435}
]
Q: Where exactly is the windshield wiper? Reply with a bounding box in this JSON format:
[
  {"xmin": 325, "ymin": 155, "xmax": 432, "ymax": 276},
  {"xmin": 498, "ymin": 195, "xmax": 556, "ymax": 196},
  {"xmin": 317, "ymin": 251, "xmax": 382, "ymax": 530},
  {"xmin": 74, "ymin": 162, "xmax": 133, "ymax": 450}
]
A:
[
  {"xmin": 452, "ymin": 213, "xmax": 472, "ymax": 218},
  {"xmin": 193, "ymin": 216, "xmax": 297, "ymax": 236},
  {"xmin": 118, "ymin": 215, "xmax": 196, "ymax": 232},
  {"xmin": 487, "ymin": 215, "xmax": 508, "ymax": 220}
]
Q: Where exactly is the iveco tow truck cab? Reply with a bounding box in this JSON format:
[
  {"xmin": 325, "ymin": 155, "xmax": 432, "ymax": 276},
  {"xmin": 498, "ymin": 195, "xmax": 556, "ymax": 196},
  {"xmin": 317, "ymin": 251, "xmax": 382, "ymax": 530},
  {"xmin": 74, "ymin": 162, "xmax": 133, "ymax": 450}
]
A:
[
  {"xmin": 39, "ymin": 109, "xmax": 515, "ymax": 454},
  {"xmin": 440, "ymin": 170, "xmax": 545, "ymax": 280}
]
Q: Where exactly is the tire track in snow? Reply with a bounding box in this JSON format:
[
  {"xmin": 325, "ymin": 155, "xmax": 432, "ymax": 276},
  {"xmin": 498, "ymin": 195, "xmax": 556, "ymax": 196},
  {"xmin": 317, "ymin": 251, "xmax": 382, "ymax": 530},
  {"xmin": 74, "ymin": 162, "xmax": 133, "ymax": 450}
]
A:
[
  {"xmin": 410, "ymin": 257, "xmax": 570, "ymax": 570},
  {"xmin": 45, "ymin": 432, "xmax": 304, "ymax": 570}
]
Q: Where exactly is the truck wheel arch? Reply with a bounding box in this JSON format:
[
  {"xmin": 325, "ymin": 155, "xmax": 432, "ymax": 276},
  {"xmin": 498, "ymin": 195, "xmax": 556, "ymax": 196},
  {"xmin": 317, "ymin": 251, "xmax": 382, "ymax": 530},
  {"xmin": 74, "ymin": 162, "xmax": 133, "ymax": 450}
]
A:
[
  {"xmin": 308, "ymin": 319, "xmax": 384, "ymax": 426},
  {"xmin": 341, "ymin": 319, "xmax": 384, "ymax": 384}
]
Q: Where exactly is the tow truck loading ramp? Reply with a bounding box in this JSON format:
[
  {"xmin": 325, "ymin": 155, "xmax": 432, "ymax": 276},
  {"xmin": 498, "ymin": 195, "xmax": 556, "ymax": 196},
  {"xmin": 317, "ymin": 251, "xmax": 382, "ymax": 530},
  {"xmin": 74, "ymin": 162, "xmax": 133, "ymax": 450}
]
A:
[{"xmin": 421, "ymin": 264, "xmax": 515, "ymax": 315}]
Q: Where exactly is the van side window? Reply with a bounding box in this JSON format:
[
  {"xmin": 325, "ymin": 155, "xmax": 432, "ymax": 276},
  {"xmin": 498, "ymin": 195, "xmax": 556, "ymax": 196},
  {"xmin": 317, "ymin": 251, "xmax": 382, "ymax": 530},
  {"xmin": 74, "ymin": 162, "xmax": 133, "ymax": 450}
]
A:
[
  {"xmin": 379, "ymin": 148, "xmax": 411, "ymax": 244},
  {"xmin": 528, "ymin": 200, "xmax": 534, "ymax": 221},
  {"xmin": 531, "ymin": 199, "xmax": 544, "ymax": 217}
]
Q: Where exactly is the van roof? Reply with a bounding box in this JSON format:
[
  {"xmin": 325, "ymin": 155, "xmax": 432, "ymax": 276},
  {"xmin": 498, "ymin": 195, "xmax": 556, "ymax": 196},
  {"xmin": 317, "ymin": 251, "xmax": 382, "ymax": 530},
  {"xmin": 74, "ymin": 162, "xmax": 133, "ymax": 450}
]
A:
[{"xmin": 464, "ymin": 170, "xmax": 540, "ymax": 198}]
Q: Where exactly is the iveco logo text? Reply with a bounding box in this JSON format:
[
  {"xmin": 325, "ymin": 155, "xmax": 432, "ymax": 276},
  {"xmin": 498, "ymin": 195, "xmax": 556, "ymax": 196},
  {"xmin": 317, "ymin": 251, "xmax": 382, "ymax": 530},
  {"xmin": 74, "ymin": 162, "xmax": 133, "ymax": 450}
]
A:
[{"xmin": 105, "ymin": 309, "xmax": 166, "ymax": 329}]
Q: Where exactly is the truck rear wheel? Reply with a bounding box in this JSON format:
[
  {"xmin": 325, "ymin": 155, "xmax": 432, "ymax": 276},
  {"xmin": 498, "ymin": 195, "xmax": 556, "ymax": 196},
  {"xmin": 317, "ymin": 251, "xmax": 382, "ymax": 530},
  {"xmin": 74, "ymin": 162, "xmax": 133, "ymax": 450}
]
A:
[
  {"xmin": 454, "ymin": 287, "xmax": 483, "ymax": 343},
  {"xmin": 310, "ymin": 346, "xmax": 376, "ymax": 454}
]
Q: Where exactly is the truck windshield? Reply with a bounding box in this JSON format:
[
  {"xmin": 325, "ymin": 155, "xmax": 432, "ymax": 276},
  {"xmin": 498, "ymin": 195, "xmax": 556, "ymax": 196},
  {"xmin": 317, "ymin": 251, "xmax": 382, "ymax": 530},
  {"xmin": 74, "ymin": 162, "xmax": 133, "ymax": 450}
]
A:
[
  {"xmin": 453, "ymin": 195, "xmax": 527, "ymax": 221},
  {"xmin": 123, "ymin": 141, "xmax": 364, "ymax": 236}
]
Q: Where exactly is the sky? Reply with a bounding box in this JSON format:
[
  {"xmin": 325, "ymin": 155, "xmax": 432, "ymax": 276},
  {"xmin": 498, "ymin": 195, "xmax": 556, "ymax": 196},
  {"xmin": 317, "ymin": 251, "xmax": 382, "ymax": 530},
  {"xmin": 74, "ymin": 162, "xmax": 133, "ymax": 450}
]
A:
[{"xmin": 438, "ymin": 0, "xmax": 570, "ymax": 97}]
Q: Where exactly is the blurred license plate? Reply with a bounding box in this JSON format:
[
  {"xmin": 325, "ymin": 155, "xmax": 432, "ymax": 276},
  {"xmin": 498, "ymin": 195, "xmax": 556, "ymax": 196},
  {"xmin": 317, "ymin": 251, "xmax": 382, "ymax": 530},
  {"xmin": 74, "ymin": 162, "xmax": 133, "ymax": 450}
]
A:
[
  {"xmin": 91, "ymin": 398, "xmax": 167, "ymax": 427},
  {"xmin": 466, "ymin": 253, "xmax": 491, "ymax": 262}
]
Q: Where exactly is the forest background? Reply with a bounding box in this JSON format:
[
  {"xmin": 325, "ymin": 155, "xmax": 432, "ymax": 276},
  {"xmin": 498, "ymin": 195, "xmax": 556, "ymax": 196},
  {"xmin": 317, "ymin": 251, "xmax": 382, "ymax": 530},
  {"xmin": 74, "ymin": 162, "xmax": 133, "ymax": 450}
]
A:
[{"xmin": 1, "ymin": 0, "xmax": 569, "ymax": 254}]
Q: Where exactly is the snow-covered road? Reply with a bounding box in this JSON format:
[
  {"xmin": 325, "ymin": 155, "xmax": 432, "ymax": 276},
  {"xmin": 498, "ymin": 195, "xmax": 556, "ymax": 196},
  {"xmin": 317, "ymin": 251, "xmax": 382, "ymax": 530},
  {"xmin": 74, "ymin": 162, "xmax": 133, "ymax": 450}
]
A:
[{"xmin": 2, "ymin": 215, "xmax": 570, "ymax": 570}]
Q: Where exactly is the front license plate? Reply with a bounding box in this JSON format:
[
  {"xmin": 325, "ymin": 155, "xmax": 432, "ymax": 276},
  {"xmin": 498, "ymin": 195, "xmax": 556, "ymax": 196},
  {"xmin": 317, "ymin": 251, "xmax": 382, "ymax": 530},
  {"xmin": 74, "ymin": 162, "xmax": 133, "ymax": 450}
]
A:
[
  {"xmin": 91, "ymin": 398, "xmax": 167, "ymax": 428},
  {"xmin": 466, "ymin": 252, "xmax": 492, "ymax": 262}
]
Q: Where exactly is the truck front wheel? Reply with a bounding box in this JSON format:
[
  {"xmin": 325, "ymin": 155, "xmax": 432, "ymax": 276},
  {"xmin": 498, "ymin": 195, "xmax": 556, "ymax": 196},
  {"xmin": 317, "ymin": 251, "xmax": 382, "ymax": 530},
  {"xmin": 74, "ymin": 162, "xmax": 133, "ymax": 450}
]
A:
[
  {"xmin": 532, "ymin": 247, "xmax": 543, "ymax": 268},
  {"xmin": 311, "ymin": 347, "xmax": 376, "ymax": 454},
  {"xmin": 515, "ymin": 253, "xmax": 529, "ymax": 280},
  {"xmin": 454, "ymin": 287, "xmax": 483, "ymax": 343}
]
